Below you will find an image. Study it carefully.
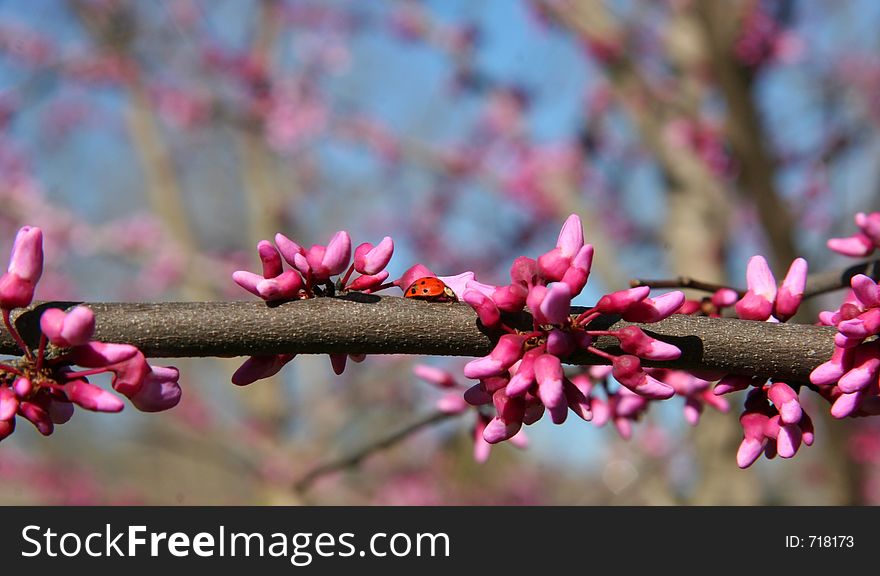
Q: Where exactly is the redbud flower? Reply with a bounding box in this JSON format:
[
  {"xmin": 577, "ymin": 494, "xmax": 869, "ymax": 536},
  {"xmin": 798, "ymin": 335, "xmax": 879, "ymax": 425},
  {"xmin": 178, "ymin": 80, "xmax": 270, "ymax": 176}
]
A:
[
  {"xmin": 462, "ymin": 290, "xmax": 501, "ymax": 328},
  {"xmin": 40, "ymin": 306, "xmax": 96, "ymax": 347},
  {"xmin": 0, "ymin": 227, "xmax": 182, "ymax": 443},
  {"xmin": 232, "ymin": 354, "xmax": 296, "ymax": 386},
  {"xmin": 828, "ymin": 211, "xmax": 880, "ymax": 257},
  {"xmin": 463, "ymin": 334, "xmax": 526, "ymax": 379},
  {"xmin": 354, "ymin": 237, "xmax": 394, "ymax": 275},
  {"xmin": 611, "ymin": 355, "xmax": 674, "ymax": 400},
  {"xmin": 0, "ymin": 225, "xmax": 43, "ymax": 309},
  {"xmin": 735, "ymin": 256, "xmax": 807, "ymax": 322},
  {"xmin": 534, "ymin": 353, "xmax": 566, "ymax": 424},
  {"xmin": 616, "ymin": 326, "xmax": 681, "ymax": 361},
  {"xmin": 537, "ymin": 214, "xmax": 584, "ymax": 281}
]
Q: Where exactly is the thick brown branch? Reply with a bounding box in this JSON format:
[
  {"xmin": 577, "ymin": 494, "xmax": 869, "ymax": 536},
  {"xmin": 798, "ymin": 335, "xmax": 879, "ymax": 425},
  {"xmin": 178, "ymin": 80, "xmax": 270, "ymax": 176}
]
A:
[{"xmin": 0, "ymin": 296, "xmax": 835, "ymax": 380}]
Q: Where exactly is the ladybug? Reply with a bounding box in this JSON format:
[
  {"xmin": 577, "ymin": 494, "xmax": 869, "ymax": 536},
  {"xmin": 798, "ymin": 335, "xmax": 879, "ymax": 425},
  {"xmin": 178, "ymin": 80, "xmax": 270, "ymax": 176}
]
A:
[{"xmin": 404, "ymin": 277, "xmax": 458, "ymax": 302}]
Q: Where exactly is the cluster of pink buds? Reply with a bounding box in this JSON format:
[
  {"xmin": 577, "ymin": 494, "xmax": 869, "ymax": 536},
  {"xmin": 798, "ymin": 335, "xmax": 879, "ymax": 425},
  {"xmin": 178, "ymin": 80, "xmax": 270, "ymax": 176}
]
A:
[
  {"xmin": 455, "ymin": 214, "xmax": 686, "ymax": 446},
  {"xmin": 734, "ymin": 383, "xmax": 814, "ymax": 468},
  {"xmin": 827, "ymin": 211, "xmax": 880, "ymax": 257},
  {"xmin": 413, "ymin": 364, "xmax": 527, "ymax": 464},
  {"xmin": 810, "ymin": 274, "xmax": 880, "ymax": 418},
  {"xmin": 232, "ymin": 231, "xmax": 394, "ymax": 382},
  {"xmin": 0, "ymin": 226, "xmax": 180, "ymax": 441},
  {"xmin": 734, "ymin": 255, "xmax": 808, "ymax": 322},
  {"xmin": 576, "ymin": 366, "xmax": 649, "ymax": 440}
]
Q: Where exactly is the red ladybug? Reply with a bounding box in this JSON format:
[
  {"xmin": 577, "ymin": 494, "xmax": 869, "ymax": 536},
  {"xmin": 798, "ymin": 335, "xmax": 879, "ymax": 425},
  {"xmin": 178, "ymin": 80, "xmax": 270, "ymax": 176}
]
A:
[{"xmin": 404, "ymin": 277, "xmax": 458, "ymax": 302}]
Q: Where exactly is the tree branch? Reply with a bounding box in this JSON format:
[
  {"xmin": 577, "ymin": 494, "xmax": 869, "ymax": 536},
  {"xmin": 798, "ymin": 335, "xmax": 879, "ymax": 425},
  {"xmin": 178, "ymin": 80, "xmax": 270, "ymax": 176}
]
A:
[
  {"xmin": 1, "ymin": 295, "xmax": 836, "ymax": 380},
  {"xmin": 293, "ymin": 410, "xmax": 462, "ymax": 493}
]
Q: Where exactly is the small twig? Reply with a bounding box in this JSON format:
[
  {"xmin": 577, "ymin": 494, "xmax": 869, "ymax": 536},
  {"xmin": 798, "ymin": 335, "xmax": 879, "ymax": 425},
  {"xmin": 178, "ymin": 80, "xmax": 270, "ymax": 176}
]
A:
[
  {"xmin": 293, "ymin": 410, "xmax": 462, "ymax": 493},
  {"xmin": 629, "ymin": 277, "xmax": 743, "ymax": 297},
  {"xmin": 803, "ymin": 259, "xmax": 880, "ymax": 298}
]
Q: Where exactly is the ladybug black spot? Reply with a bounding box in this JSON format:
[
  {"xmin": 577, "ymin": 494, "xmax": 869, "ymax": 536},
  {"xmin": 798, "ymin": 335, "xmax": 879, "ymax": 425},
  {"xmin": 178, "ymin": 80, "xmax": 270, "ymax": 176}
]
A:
[
  {"xmin": 410, "ymin": 288, "xmax": 417, "ymax": 294},
  {"xmin": 422, "ymin": 288, "xmax": 430, "ymax": 294}
]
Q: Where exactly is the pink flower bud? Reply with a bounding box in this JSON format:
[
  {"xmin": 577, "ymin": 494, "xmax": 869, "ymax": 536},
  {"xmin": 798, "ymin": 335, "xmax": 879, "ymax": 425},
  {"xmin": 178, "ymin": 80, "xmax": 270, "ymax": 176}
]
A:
[
  {"xmin": 330, "ymin": 354, "xmax": 347, "ymax": 375},
  {"xmin": 506, "ymin": 347, "xmax": 542, "ymax": 397},
  {"xmin": 47, "ymin": 398, "xmax": 74, "ymax": 424},
  {"xmin": 437, "ymin": 392, "xmax": 469, "ymax": 414},
  {"xmin": 482, "ymin": 416, "xmax": 521, "ymax": 444},
  {"xmin": 714, "ymin": 373, "xmax": 754, "ymax": 395},
  {"xmin": 255, "ymin": 270, "xmax": 304, "ymax": 300},
  {"xmin": 6, "ymin": 226, "xmax": 43, "ymax": 283},
  {"xmin": 65, "ymin": 379, "xmax": 124, "ymax": 412},
  {"xmin": 39, "ymin": 306, "xmax": 96, "ymax": 347},
  {"xmin": 509, "ymin": 257, "xmax": 539, "ymax": 287},
  {"xmin": 231, "ymin": 354, "xmax": 296, "ymax": 386},
  {"xmin": 773, "ymin": 258, "xmax": 807, "ymax": 321},
  {"xmin": 346, "ymin": 270, "xmax": 389, "ymax": 292},
  {"xmin": 353, "ymin": 236, "xmax": 394, "ymax": 275},
  {"xmin": 612, "ymin": 355, "xmax": 674, "ymax": 399},
  {"xmin": 767, "ymin": 382, "xmax": 802, "ymax": 425},
  {"xmin": 737, "ymin": 411, "xmax": 769, "ymax": 469},
  {"xmin": 838, "ymin": 309, "xmax": 880, "ymax": 339},
  {"xmin": 556, "ymin": 213, "xmax": 584, "ymax": 258},
  {"xmin": 595, "ymin": 286, "xmax": 651, "ymax": 314},
  {"xmin": 534, "ymin": 353, "xmax": 567, "ymax": 423},
  {"xmin": 684, "ymin": 396, "xmax": 703, "ymax": 426},
  {"xmin": 18, "ymin": 401, "xmax": 53, "ymax": 436},
  {"xmin": 493, "ymin": 388, "xmax": 526, "ymax": 426},
  {"xmin": 13, "ymin": 377, "xmax": 32, "ymax": 397},
  {"xmin": 851, "ymin": 274, "xmax": 880, "ymax": 309},
  {"xmin": 560, "ymin": 244, "xmax": 593, "ymax": 295},
  {"xmin": 258, "ymin": 240, "xmax": 283, "ymax": 278},
  {"xmin": 620, "ymin": 291, "xmax": 686, "ymax": 323},
  {"xmin": 564, "ymin": 378, "xmax": 592, "ymax": 421},
  {"xmin": 463, "ymin": 290, "xmax": 501, "ymax": 328},
  {"xmin": 413, "ymin": 364, "xmax": 457, "ymax": 389},
  {"xmin": 546, "ymin": 329, "xmax": 575, "ymax": 357},
  {"xmin": 128, "ymin": 366, "xmax": 182, "ymax": 412},
  {"xmin": 537, "ymin": 247, "xmax": 570, "ymax": 282},
  {"xmin": 855, "ymin": 211, "xmax": 880, "ymax": 243},
  {"xmin": 836, "ymin": 345, "xmax": 880, "ymax": 393},
  {"xmin": 830, "ymin": 388, "xmax": 865, "ymax": 419},
  {"xmin": 492, "ymin": 283, "xmax": 528, "ymax": 312},
  {"xmin": 71, "ymin": 342, "xmax": 149, "ymax": 397},
  {"xmin": 473, "ymin": 417, "xmax": 492, "ymax": 463},
  {"xmin": 827, "ymin": 233, "xmax": 873, "ymax": 257},
  {"xmin": 274, "ymin": 233, "xmax": 305, "ymax": 267},
  {"xmin": 711, "ymin": 288, "xmax": 739, "ymax": 308},
  {"xmin": 526, "ymin": 285, "xmax": 548, "ymax": 323},
  {"xmin": 539, "ymin": 283, "xmax": 572, "ymax": 325},
  {"xmin": 464, "ymin": 383, "xmax": 492, "ymax": 406},
  {"xmin": 0, "ymin": 386, "xmax": 18, "ymax": 421},
  {"xmin": 232, "ymin": 270, "xmax": 264, "ymax": 297},
  {"xmin": 775, "ymin": 422, "xmax": 802, "ymax": 459},
  {"xmin": 735, "ymin": 291, "xmax": 774, "ymax": 321},
  {"xmin": 616, "ymin": 326, "xmax": 681, "ymax": 360},
  {"xmin": 463, "ymin": 335, "xmax": 526, "ymax": 379}
]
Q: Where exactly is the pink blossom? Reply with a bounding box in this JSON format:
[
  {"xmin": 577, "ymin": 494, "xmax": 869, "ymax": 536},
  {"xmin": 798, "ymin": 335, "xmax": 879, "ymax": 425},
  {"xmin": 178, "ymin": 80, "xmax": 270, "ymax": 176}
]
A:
[
  {"xmin": 735, "ymin": 255, "xmax": 807, "ymax": 322},
  {"xmin": 353, "ymin": 237, "xmax": 394, "ymax": 275},
  {"xmin": 463, "ymin": 334, "xmax": 526, "ymax": 379},
  {"xmin": 612, "ymin": 356, "xmax": 674, "ymax": 400},
  {"xmin": 39, "ymin": 306, "xmax": 95, "ymax": 347},
  {"xmin": 828, "ymin": 212, "xmax": 880, "ymax": 257},
  {"xmin": 0, "ymin": 225, "xmax": 43, "ymax": 309},
  {"xmin": 616, "ymin": 326, "xmax": 681, "ymax": 360}
]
